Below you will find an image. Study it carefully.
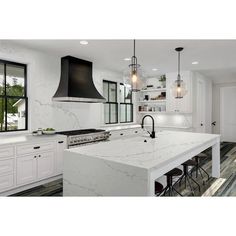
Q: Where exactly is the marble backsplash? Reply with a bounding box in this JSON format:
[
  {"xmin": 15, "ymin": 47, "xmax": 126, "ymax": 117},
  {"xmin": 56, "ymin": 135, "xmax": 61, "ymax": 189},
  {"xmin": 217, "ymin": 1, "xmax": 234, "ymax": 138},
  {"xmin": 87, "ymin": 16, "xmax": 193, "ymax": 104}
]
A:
[{"xmin": 0, "ymin": 40, "xmax": 123, "ymax": 132}]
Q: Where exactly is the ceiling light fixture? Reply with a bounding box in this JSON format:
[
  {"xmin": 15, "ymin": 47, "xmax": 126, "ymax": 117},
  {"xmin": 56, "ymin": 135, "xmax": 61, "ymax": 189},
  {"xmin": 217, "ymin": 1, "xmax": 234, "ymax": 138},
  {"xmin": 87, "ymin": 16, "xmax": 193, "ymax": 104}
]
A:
[
  {"xmin": 124, "ymin": 58, "xmax": 131, "ymax": 61},
  {"xmin": 80, "ymin": 40, "xmax": 88, "ymax": 45},
  {"xmin": 152, "ymin": 68, "xmax": 158, "ymax": 71},
  {"xmin": 172, "ymin": 47, "xmax": 187, "ymax": 99},
  {"xmin": 123, "ymin": 39, "xmax": 143, "ymax": 92},
  {"xmin": 192, "ymin": 61, "xmax": 199, "ymax": 65}
]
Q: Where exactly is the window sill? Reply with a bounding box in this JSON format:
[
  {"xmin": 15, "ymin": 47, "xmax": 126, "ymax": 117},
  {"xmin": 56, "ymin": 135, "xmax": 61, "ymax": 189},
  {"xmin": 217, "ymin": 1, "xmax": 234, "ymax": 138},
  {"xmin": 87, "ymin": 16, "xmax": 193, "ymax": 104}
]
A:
[{"xmin": 0, "ymin": 130, "xmax": 30, "ymax": 137}]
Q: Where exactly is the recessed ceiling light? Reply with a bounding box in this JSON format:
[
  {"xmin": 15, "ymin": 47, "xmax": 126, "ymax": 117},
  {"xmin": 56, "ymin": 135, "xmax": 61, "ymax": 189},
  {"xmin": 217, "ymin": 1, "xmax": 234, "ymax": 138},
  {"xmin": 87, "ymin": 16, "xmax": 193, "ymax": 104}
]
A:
[
  {"xmin": 80, "ymin": 40, "xmax": 88, "ymax": 45},
  {"xmin": 192, "ymin": 61, "xmax": 199, "ymax": 65},
  {"xmin": 152, "ymin": 68, "xmax": 158, "ymax": 71},
  {"xmin": 124, "ymin": 58, "xmax": 131, "ymax": 61}
]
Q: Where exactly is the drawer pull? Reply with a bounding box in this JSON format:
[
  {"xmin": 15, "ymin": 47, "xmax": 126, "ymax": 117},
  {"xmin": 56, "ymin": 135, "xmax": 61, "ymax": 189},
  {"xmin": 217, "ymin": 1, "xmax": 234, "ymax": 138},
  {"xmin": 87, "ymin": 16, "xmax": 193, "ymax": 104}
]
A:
[
  {"xmin": 58, "ymin": 141, "xmax": 64, "ymax": 144},
  {"xmin": 34, "ymin": 156, "xmax": 37, "ymax": 158},
  {"xmin": 135, "ymin": 131, "xmax": 138, "ymax": 133},
  {"xmin": 33, "ymin": 146, "xmax": 40, "ymax": 149},
  {"xmin": 120, "ymin": 133, "xmax": 124, "ymax": 136},
  {"xmin": 39, "ymin": 155, "xmax": 41, "ymax": 157}
]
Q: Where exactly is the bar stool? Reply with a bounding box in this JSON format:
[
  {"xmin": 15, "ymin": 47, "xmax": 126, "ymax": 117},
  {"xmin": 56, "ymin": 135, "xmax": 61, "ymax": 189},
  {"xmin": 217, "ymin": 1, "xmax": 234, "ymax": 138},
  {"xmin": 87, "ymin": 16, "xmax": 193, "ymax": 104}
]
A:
[
  {"xmin": 193, "ymin": 153, "xmax": 210, "ymax": 184},
  {"xmin": 159, "ymin": 168, "xmax": 183, "ymax": 196},
  {"xmin": 178, "ymin": 160, "xmax": 201, "ymax": 195},
  {"xmin": 155, "ymin": 181, "xmax": 164, "ymax": 196}
]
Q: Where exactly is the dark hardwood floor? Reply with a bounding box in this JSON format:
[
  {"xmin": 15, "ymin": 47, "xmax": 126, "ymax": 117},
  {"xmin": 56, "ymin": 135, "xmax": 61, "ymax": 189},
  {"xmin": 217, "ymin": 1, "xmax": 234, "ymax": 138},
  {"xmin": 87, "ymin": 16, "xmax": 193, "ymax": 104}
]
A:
[{"xmin": 10, "ymin": 142, "xmax": 236, "ymax": 197}]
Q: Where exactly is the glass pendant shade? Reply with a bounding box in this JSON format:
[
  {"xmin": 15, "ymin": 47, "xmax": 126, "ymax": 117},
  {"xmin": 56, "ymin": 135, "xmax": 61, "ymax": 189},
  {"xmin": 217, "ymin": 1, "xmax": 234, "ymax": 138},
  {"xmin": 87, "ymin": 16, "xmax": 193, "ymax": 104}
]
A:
[
  {"xmin": 123, "ymin": 40, "xmax": 143, "ymax": 92},
  {"xmin": 172, "ymin": 47, "xmax": 187, "ymax": 99},
  {"xmin": 172, "ymin": 77, "xmax": 187, "ymax": 98},
  {"xmin": 123, "ymin": 61, "xmax": 143, "ymax": 92}
]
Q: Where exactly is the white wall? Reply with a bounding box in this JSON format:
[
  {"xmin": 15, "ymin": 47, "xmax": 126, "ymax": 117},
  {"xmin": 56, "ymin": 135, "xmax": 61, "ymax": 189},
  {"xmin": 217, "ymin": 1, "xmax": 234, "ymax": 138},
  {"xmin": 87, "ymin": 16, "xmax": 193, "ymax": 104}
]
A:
[
  {"xmin": 212, "ymin": 82, "xmax": 236, "ymax": 134},
  {"xmin": 0, "ymin": 40, "xmax": 123, "ymax": 132},
  {"xmin": 138, "ymin": 71, "xmax": 212, "ymax": 133},
  {"xmin": 192, "ymin": 72, "xmax": 212, "ymax": 133}
]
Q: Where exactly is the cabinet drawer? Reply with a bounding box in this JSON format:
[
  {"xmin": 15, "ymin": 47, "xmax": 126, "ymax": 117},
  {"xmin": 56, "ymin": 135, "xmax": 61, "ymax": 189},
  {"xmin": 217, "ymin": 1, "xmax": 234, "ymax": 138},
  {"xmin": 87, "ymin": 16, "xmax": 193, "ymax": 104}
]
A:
[
  {"xmin": 0, "ymin": 174, "xmax": 14, "ymax": 192},
  {"xmin": 0, "ymin": 146, "xmax": 14, "ymax": 159},
  {"xmin": 0, "ymin": 159, "xmax": 14, "ymax": 175},
  {"xmin": 16, "ymin": 142, "xmax": 54, "ymax": 156},
  {"xmin": 109, "ymin": 128, "xmax": 142, "ymax": 140}
]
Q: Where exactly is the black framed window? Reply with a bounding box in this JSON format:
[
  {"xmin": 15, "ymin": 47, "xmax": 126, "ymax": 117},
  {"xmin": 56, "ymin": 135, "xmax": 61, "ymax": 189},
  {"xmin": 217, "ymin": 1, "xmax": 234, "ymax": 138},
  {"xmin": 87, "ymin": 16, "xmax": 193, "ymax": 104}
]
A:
[
  {"xmin": 103, "ymin": 80, "xmax": 118, "ymax": 124},
  {"xmin": 120, "ymin": 83, "xmax": 133, "ymax": 123},
  {"xmin": 0, "ymin": 59, "xmax": 28, "ymax": 132}
]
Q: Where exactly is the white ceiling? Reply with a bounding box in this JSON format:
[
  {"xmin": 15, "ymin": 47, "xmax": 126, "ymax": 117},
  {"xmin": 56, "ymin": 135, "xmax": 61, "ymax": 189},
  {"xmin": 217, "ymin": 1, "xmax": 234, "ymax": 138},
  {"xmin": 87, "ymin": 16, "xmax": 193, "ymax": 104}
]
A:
[{"xmin": 10, "ymin": 40, "xmax": 236, "ymax": 83}]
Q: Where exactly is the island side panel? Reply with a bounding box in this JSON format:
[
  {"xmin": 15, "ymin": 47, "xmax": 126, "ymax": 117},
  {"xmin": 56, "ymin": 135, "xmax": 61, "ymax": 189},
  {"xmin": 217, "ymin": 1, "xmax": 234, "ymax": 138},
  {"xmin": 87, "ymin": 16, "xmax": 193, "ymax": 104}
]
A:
[
  {"xmin": 212, "ymin": 138, "xmax": 221, "ymax": 178},
  {"xmin": 63, "ymin": 150, "xmax": 149, "ymax": 196}
]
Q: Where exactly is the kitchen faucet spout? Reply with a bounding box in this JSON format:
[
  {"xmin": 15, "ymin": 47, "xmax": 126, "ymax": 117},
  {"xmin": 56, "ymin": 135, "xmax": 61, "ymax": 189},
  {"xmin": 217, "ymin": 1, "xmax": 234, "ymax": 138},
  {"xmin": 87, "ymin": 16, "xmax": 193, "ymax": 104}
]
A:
[{"xmin": 141, "ymin": 115, "xmax": 155, "ymax": 138}]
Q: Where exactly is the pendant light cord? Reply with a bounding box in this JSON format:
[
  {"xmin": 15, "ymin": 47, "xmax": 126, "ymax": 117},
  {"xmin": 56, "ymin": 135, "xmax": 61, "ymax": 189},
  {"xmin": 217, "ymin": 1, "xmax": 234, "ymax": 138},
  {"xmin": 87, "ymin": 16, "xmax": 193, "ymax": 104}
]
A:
[
  {"xmin": 178, "ymin": 51, "xmax": 180, "ymax": 79},
  {"xmin": 134, "ymin": 39, "xmax": 136, "ymax": 57}
]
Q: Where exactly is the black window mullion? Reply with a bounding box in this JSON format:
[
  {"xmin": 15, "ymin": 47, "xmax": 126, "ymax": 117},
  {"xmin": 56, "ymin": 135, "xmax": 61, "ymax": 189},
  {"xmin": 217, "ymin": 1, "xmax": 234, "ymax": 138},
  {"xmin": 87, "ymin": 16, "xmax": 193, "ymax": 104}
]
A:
[
  {"xmin": 4, "ymin": 63, "xmax": 7, "ymax": 131},
  {"xmin": 103, "ymin": 80, "xmax": 118, "ymax": 124},
  {"xmin": 0, "ymin": 60, "xmax": 28, "ymax": 132}
]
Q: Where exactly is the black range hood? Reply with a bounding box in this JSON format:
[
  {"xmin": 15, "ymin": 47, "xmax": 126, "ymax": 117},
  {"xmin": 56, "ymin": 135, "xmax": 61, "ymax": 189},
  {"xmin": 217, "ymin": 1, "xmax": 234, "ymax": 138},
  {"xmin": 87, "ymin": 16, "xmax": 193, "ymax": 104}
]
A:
[{"xmin": 52, "ymin": 56, "xmax": 106, "ymax": 103}]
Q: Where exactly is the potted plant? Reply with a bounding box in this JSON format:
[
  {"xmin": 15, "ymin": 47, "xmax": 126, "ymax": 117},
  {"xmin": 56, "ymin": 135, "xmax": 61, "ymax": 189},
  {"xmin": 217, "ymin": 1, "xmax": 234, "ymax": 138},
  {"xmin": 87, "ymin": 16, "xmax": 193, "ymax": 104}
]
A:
[{"xmin": 159, "ymin": 74, "xmax": 166, "ymax": 88}]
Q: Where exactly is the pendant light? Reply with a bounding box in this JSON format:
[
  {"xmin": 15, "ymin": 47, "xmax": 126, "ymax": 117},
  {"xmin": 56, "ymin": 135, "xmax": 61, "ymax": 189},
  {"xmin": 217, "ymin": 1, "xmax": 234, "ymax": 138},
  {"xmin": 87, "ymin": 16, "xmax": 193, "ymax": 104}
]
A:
[
  {"xmin": 123, "ymin": 39, "xmax": 143, "ymax": 92},
  {"xmin": 172, "ymin": 47, "xmax": 187, "ymax": 98}
]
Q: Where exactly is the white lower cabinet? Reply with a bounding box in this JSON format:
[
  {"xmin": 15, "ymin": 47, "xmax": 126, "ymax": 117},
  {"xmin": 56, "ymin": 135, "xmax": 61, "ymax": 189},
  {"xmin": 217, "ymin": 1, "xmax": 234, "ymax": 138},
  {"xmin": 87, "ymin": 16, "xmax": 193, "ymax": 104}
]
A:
[
  {"xmin": 37, "ymin": 152, "xmax": 54, "ymax": 179},
  {"xmin": 109, "ymin": 128, "xmax": 142, "ymax": 140},
  {"xmin": 17, "ymin": 152, "xmax": 56, "ymax": 185},
  {"xmin": 17, "ymin": 155, "xmax": 37, "ymax": 185},
  {"xmin": 0, "ymin": 136, "xmax": 67, "ymax": 194},
  {"xmin": 55, "ymin": 140, "xmax": 67, "ymax": 175},
  {"xmin": 0, "ymin": 174, "xmax": 14, "ymax": 192}
]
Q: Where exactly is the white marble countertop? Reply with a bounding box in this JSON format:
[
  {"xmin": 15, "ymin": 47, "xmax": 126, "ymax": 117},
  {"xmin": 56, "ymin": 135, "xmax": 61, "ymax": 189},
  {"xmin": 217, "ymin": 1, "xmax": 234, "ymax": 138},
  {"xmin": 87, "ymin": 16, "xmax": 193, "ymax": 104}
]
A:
[
  {"xmin": 67, "ymin": 131, "xmax": 220, "ymax": 170},
  {"xmin": 0, "ymin": 133, "xmax": 66, "ymax": 146},
  {"xmin": 101, "ymin": 124, "xmax": 141, "ymax": 131}
]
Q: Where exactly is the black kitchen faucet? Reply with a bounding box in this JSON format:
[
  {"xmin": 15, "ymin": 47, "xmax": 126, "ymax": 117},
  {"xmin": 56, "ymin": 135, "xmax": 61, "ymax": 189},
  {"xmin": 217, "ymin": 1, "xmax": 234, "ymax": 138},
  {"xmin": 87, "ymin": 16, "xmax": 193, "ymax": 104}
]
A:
[{"xmin": 141, "ymin": 115, "xmax": 155, "ymax": 139}]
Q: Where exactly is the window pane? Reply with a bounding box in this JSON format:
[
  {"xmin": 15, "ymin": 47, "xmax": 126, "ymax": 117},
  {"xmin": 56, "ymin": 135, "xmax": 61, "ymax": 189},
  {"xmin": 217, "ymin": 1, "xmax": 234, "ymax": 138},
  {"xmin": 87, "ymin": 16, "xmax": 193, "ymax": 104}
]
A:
[
  {"xmin": 103, "ymin": 82, "xmax": 108, "ymax": 101},
  {"xmin": 110, "ymin": 104, "xmax": 117, "ymax": 123},
  {"xmin": 109, "ymin": 83, "xmax": 116, "ymax": 102},
  {"xmin": 125, "ymin": 85, "xmax": 132, "ymax": 103},
  {"xmin": 7, "ymin": 98, "xmax": 26, "ymax": 130},
  {"xmin": 6, "ymin": 64, "xmax": 25, "ymax": 96},
  {"xmin": 0, "ymin": 98, "xmax": 5, "ymax": 131},
  {"xmin": 120, "ymin": 104, "xmax": 126, "ymax": 122},
  {"xmin": 127, "ymin": 104, "xmax": 132, "ymax": 122},
  {"xmin": 104, "ymin": 103, "xmax": 109, "ymax": 124},
  {"xmin": 120, "ymin": 84, "xmax": 125, "ymax": 103},
  {"xmin": 0, "ymin": 64, "xmax": 4, "ymax": 96}
]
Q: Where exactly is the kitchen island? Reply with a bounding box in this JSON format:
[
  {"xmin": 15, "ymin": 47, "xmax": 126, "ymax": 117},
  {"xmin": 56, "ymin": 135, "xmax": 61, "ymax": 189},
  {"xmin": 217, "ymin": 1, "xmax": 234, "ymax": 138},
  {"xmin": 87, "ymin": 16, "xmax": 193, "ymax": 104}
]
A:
[{"xmin": 63, "ymin": 131, "xmax": 220, "ymax": 196}]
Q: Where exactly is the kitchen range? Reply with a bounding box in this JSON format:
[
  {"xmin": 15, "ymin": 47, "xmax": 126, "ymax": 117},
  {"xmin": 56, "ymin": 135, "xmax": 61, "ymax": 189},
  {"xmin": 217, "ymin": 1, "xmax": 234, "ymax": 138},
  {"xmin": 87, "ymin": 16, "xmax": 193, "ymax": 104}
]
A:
[{"xmin": 57, "ymin": 129, "xmax": 110, "ymax": 148}]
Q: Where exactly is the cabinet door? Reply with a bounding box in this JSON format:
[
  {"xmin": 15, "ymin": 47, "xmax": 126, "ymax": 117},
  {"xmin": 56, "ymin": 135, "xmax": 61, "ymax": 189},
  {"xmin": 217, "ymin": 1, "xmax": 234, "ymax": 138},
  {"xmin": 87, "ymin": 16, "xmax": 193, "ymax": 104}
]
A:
[
  {"xmin": 17, "ymin": 155, "xmax": 37, "ymax": 185},
  {"xmin": 166, "ymin": 71, "xmax": 192, "ymax": 113},
  {"xmin": 37, "ymin": 152, "xmax": 54, "ymax": 179},
  {"xmin": 55, "ymin": 140, "xmax": 67, "ymax": 175}
]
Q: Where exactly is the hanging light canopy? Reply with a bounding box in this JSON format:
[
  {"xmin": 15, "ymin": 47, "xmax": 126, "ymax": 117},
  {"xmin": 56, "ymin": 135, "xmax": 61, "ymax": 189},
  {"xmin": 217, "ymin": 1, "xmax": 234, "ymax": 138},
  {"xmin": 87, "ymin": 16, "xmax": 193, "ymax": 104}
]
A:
[
  {"xmin": 172, "ymin": 47, "xmax": 187, "ymax": 99},
  {"xmin": 123, "ymin": 39, "xmax": 143, "ymax": 92}
]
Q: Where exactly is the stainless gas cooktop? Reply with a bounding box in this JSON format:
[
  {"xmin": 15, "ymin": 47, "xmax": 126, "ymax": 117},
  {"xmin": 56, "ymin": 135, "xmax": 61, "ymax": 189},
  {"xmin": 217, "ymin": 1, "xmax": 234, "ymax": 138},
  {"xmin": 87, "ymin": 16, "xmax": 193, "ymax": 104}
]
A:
[{"xmin": 57, "ymin": 129, "xmax": 110, "ymax": 148}]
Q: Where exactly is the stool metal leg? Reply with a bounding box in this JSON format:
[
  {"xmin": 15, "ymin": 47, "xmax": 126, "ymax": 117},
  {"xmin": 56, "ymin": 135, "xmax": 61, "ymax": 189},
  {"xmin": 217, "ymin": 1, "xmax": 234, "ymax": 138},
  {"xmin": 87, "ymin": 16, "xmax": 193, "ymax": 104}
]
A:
[
  {"xmin": 199, "ymin": 166, "xmax": 210, "ymax": 181},
  {"xmin": 188, "ymin": 174, "xmax": 201, "ymax": 192},
  {"xmin": 185, "ymin": 176, "xmax": 194, "ymax": 196},
  {"xmin": 172, "ymin": 186, "xmax": 183, "ymax": 196}
]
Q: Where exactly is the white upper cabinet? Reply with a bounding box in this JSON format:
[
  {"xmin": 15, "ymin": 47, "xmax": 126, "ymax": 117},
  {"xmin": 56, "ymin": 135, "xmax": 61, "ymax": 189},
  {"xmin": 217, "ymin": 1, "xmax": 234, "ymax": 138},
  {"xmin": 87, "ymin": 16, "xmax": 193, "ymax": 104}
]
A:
[{"xmin": 166, "ymin": 71, "xmax": 192, "ymax": 113}]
